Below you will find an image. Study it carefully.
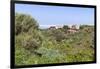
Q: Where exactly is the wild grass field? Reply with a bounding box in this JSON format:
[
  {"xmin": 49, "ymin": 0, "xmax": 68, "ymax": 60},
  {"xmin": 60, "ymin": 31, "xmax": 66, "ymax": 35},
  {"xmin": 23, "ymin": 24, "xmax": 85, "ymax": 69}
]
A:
[{"xmin": 15, "ymin": 13, "xmax": 95, "ymax": 65}]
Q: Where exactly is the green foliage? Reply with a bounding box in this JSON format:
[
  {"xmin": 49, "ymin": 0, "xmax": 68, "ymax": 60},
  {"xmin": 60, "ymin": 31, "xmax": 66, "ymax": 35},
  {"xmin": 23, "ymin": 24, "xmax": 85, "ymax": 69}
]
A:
[
  {"xmin": 15, "ymin": 13, "xmax": 95, "ymax": 65},
  {"xmin": 63, "ymin": 25, "xmax": 69, "ymax": 32},
  {"xmin": 15, "ymin": 13, "xmax": 38, "ymax": 35},
  {"xmin": 63, "ymin": 25, "xmax": 69, "ymax": 29}
]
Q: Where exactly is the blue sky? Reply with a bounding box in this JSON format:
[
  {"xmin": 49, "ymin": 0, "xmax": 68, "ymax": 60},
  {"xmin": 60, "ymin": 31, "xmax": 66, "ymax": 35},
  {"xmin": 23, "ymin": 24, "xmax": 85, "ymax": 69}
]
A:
[{"xmin": 15, "ymin": 4, "xmax": 94, "ymax": 28}]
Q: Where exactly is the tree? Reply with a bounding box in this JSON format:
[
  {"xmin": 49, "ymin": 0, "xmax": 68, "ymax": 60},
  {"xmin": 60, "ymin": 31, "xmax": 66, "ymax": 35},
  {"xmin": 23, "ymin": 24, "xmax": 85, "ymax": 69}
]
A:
[
  {"xmin": 15, "ymin": 13, "xmax": 39, "ymax": 35},
  {"xmin": 63, "ymin": 25, "xmax": 69, "ymax": 30},
  {"xmin": 79, "ymin": 25, "xmax": 91, "ymax": 30},
  {"xmin": 63, "ymin": 25, "xmax": 69, "ymax": 32}
]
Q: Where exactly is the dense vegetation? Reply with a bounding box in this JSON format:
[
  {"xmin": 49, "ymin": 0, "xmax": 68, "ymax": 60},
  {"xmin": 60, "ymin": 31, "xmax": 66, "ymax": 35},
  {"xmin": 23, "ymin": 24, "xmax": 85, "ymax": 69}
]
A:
[{"xmin": 15, "ymin": 13, "xmax": 95, "ymax": 65}]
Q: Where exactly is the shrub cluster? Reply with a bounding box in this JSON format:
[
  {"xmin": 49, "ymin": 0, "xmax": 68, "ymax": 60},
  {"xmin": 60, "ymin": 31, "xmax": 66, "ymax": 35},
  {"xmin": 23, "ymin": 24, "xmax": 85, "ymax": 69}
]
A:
[{"xmin": 15, "ymin": 13, "xmax": 95, "ymax": 65}]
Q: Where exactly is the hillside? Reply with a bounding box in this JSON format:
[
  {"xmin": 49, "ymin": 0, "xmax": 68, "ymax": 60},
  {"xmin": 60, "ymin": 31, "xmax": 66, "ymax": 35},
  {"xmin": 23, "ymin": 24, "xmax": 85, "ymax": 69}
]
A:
[{"xmin": 15, "ymin": 13, "xmax": 95, "ymax": 65}]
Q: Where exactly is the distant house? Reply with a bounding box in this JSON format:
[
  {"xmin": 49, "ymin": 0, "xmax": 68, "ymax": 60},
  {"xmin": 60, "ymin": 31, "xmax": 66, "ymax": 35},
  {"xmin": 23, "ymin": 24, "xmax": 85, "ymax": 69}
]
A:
[
  {"xmin": 56, "ymin": 26, "xmax": 63, "ymax": 29},
  {"xmin": 67, "ymin": 28, "xmax": 78, "ymax": 33},
  {"xmin": 49, "ymin": 25, "xmax": 63, "ymax": 30},
  {"xmin": 67, "ymin": 25, "xmax": 79, "ymax": 33},
  {"xmin": 48, "ymin": 25, "xmax": 79, "ymax": 33}
]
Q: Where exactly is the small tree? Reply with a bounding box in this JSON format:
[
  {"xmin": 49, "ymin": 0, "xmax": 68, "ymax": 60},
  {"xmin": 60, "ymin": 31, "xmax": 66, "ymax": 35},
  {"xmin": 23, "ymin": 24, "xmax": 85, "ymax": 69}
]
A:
[
  {"xmin": 63, "ymin": 25, "xmax": 69, "ymax": 33},
  {"xmin": 63, "ymin": 25, "xmax": 69, "ymax": 30}
]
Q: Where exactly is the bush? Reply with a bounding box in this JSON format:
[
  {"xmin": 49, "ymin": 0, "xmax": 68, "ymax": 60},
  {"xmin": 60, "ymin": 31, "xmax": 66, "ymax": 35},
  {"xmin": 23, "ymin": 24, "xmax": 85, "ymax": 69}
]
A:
[{"xmin": 15, "ymin": 13, "xmax": 38, "ymax": 35}]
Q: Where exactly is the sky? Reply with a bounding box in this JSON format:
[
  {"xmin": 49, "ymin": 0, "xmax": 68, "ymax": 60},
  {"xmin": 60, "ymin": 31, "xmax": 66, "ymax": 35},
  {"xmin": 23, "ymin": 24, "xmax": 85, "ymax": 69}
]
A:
[{"xmin": 15, "ymin": 4, "xmax": 94, "ymax": 28}]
